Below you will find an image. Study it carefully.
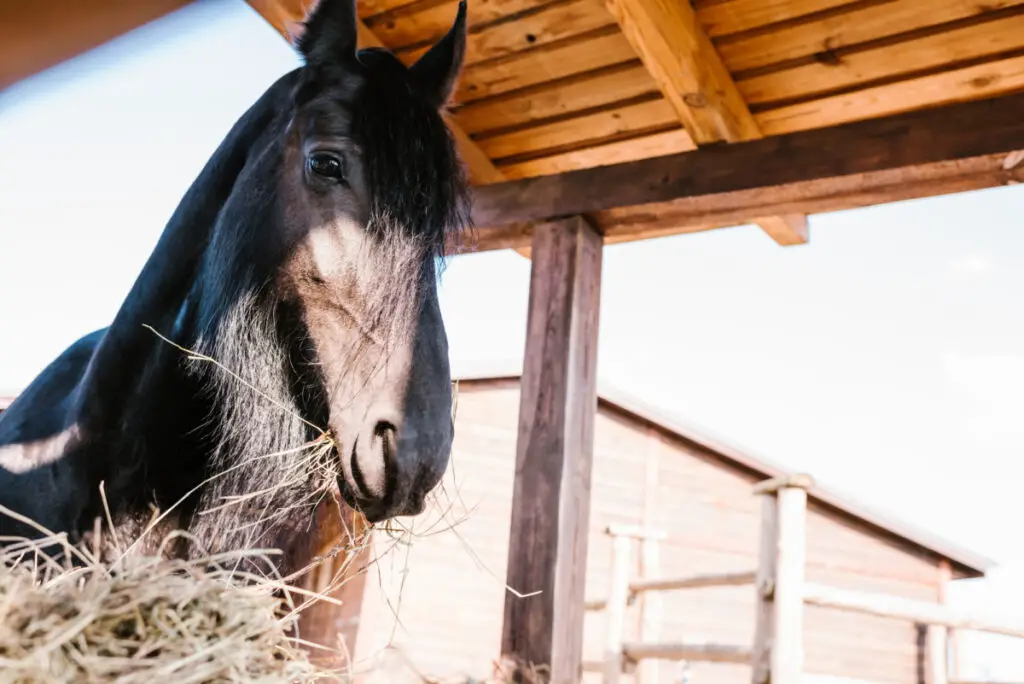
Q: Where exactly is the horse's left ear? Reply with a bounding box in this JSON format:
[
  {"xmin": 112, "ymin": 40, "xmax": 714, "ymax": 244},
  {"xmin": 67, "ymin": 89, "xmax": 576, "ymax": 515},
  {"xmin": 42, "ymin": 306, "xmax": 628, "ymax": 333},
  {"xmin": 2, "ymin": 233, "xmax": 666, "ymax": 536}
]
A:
[
  {"xmin": 296, "ymin": 0, "xmax": 359, "ymax": 66},
  {"xmin": 409, "ymin": 0, "xmax": 467, "ymax": 108}
]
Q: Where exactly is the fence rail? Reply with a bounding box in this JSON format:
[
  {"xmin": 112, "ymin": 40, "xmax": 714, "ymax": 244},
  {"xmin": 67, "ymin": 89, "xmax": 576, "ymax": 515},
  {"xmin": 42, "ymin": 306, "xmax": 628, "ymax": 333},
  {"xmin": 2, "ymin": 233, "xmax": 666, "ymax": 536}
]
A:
[{"xmin": 585, "ymin": 474, "xmax": 1024, "ymax": 684}]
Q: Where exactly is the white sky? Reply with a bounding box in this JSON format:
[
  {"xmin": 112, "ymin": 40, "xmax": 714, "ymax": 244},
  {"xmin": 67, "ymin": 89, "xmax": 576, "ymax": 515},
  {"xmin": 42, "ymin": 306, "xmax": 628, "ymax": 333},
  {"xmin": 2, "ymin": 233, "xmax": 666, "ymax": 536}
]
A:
[{"xmin": 1, "ymin": 1, "xmax": 1022, "ymax": 676}]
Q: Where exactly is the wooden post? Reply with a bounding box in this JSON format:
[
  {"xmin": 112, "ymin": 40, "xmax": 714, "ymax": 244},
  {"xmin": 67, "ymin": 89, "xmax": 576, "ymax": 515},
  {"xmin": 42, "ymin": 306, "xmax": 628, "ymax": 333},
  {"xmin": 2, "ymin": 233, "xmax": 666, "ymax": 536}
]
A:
[
  {"xmin": 500, "ymin": 216, "xmax": 604, "ymax": 682},
  {"xmin": 751, "ymin": 474, "xmax": 813, "ymax": 684},
  {"xmin": 638, "ymin": 429, "xmax": 662, "ymax": 684},
  {"xmin": 750, "ymin": 493, "xmax": 778, "ymax": 684},
  {"xmin": 927, "ymin": 560, "xmax": 952, "ymax": 684},
  {"xmin": 603, "ymin": 533, "xmax": 632, "ymax": 684}
]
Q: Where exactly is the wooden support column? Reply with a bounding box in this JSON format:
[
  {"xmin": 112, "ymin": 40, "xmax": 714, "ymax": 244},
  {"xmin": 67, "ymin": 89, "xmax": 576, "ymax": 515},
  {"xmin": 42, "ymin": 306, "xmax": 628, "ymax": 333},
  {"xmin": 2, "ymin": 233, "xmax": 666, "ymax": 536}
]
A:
[
  {"xmin": 751, "ymin": 474, "xmax": 813, "ymax": 684},
  {"xmin": 501, "ymin": 216, "xmax": 603, "ymax": 682}
]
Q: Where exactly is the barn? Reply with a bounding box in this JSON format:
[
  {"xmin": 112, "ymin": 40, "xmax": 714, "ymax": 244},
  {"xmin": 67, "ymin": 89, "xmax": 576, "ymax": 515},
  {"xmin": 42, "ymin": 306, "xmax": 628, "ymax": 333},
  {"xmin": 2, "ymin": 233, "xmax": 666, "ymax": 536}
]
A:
[{"xmin": 317, "ymin": 364, "xmax": 992, "ymax": 684}]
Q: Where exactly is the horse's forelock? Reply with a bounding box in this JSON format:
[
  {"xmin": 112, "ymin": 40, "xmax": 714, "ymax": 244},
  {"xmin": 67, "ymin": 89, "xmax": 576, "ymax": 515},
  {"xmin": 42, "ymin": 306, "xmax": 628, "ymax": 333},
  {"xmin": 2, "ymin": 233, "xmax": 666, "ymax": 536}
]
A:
[{"xmin": 350, "ymin": 51, "xmax": 471, "ymax": 259}]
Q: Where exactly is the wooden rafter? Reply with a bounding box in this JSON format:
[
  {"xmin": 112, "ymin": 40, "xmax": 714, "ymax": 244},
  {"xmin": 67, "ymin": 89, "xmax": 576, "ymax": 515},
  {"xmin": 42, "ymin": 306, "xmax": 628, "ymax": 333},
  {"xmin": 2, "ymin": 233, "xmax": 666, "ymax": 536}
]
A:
[
  {"xmin": 604, "ymin": 0, "xmax": 809, "ymax": 247},
  {"xmin": 466, "ymin": 91, "xmax": 1024, "ymax": 248}
]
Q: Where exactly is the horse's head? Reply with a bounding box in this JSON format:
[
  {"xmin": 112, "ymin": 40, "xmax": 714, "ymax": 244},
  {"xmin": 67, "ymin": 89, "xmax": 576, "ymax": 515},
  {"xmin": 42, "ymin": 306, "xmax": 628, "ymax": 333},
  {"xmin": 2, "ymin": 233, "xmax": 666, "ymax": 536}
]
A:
[
  {"xmin": 287, "ymin": 0, "xmax": 470, "ymax": 523},
  {"xmin": 200, "ymin": 0, "xmax": 470, "ymax": 526}
]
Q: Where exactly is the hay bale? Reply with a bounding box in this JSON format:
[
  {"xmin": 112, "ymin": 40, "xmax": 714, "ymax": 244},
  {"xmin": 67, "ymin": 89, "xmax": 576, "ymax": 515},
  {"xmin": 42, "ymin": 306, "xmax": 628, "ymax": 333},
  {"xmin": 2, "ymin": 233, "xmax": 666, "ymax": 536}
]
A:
[{"xmin": 0, "ymin": 529, "xmax": 337, "ymax": 684}]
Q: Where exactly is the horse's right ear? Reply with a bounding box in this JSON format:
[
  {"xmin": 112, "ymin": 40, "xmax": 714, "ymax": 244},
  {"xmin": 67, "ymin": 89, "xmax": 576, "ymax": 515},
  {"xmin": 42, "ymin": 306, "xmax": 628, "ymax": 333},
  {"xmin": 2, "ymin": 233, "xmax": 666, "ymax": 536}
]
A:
[{"xmin": 295, "ymin": 0, "xmax": 359, "ymax": 66}]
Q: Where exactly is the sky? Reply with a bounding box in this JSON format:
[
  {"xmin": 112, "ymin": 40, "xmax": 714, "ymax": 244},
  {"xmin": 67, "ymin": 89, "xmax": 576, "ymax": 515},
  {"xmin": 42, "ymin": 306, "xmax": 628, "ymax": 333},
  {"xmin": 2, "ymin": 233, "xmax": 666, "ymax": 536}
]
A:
[{"xmin": 1, "ymin": 0, "xmax": 1023, "ymax": 676}]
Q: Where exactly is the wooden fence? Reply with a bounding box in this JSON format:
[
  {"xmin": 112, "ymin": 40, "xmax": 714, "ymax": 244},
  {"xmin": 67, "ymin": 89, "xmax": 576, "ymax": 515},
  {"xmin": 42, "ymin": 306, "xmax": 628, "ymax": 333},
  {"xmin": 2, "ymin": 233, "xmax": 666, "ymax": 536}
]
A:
[{"xmin": 584, "ymin": 474, "xmax": 1024, "ymax": 684}]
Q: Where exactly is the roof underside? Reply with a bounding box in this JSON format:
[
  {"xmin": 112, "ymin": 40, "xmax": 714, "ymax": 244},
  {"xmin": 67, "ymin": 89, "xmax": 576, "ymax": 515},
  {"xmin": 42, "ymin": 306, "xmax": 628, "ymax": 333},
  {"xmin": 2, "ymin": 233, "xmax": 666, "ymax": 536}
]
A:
[
  {"xmin": 356, "ymin": 0, "xmax": 1024, "ymax": 246},
  {"xmin": 4, "ymin": 0, "xmax": 1023, "ymax": 251}
]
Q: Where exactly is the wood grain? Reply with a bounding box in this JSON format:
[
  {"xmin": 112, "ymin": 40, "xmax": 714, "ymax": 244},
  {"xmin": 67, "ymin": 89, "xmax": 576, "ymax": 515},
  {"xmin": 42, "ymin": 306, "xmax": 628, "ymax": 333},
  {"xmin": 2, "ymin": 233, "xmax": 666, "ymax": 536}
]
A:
[
  {"xmin": 501, "ymin": 216, "xmax": 603, "ymax": 682},
  {"xmin": 604, "ymin": 0, "xmax": 807, "ymax": 244},
  {"xmin": 469, "ymin": 91, "xmax": 1024, "ymax": 228},
  {"xmin": 738, "ymin": 11, "xmax": 1024, "ymax": 106},
  {"xmin": 717, "ymin": 0, "xmax": 1024, "ymax": 73},
  {"xmin": 606, "ymin": 0, "xmax": 759, "ymax": 144},
  {"xmin": 396, "ymin": 0, "xmax": 616, "ymax": 66},
  {"xmin": 694, "ymin": 0, "xmax": 856, "ymax": 37},
  {"xmin": 454, "ymin": 29, "xmax": 636, "ymax": 104}
]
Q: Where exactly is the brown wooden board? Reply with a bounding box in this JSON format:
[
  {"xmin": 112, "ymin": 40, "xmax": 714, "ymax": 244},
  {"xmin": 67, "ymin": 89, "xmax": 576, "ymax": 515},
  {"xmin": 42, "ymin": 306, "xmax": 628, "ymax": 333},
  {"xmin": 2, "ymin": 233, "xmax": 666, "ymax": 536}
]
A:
[{"xmin": 467, "ymin": 91, "xmax": 1024, "ymax": 230}]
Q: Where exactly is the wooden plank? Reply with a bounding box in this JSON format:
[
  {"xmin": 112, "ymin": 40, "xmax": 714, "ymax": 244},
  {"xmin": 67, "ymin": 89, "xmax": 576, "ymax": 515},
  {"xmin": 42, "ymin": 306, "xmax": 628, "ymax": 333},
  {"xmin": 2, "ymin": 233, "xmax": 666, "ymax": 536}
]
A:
[
  {"xmin": 477, "ymin": 99, "xmax": 679, "ymax": 162},
  {"xmin": 772, "ymin": 484, "xmax": 810, "ymax": 684},
  {"xmin": 622, "ymin": 641, "xmax": 753, "ymax": 664},
  {"xmin": 455, "ymin": 64, "xmax": 659, "ymax": 135},
  {"xmin": 396, "ymin": 0, "xmax": 616, "ymax": 65},
  {"xmin": 603, "ymin": 0, "xmax": 807, "ymax": 245},
  {"xmin": 0, "ymin": 0, "xmax": 192, "ymax": 92},
  {"xmin": 589, "ymin": 151, "xmax": 1024, "ymax": 244},
  {"xmin": 718, "ymin": 0, "xmax": 1024, "ymax": 73},
  {"xmin": 454, "ymin": 29, "xmax": 637, "ymax": 104},
  {"xmin": 500, "ymin": 216, "xmax": 603, "ymax": 682},
  {"xmin": 498, "ymin": 128, "xmax": 694, "ymax": 180},
  {"xmin": 756, "ymin": 53, "xmax": 1024, "ymax": 136},
  {"xmin": 603, "ymin": 535, "xmax": 632, "ymax": 684},
  {"xmin": 738, "ymin": 11, "xmax": 1024, "ymax": 107},
  {"xmin": 629, "ymin": 569, "xmax": 757, "ymax": 594},
  {"xmin": 802, "ymin": 582, "xmax": 1024, "ymax": 640},
  {"xmin": 606, "ymin": 0, "xmax": 759, "ymax": 144},
  {"xmin": 467, "ymin": 91, "xmax": 1024, "ymax": 229},
  {"xmin": 694, "ymin": 0, "xmax": 855, "ymax": 38},
  {"xmin": 750, "ymin": 494, "xmax": 779, "ymax": 684}
]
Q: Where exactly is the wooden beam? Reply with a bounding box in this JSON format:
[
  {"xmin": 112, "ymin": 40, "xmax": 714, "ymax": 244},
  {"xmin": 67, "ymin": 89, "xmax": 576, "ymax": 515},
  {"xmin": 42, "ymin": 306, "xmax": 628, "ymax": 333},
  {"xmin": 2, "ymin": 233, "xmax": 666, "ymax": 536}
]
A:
[
  {"xmin": 466, "ymin": 91, "xmax": 1024, "ymax": 244},
  {"xmin": 0, "ymin": 0, "xmax": 192, "ymax": 92},
  {"xmin": 622, "ymin": 642, "xmax": 752, "ymax": 664},
  {"xmin": 604, "ymin": 0, "xmax": 807, "ymax": 246},
  {"xmin": 802, "ymin": 582, "xmax": 1024, "ymax": 640},
  {"xmin": 629, "ymin": 570, "xmax": 757, "ymax": 594},
  {"xmin": 500, "ymin": 216, "xmax": 603, "ymax": 682}
]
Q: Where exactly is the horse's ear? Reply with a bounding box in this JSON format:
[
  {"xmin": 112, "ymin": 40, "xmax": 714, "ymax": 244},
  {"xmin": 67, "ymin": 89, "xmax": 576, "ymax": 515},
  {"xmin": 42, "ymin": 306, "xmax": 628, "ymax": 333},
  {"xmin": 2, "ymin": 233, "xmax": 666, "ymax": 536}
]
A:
[
  {"xmin": 409, "ymin": 1, "xmax": 467, "ymax": 108},
  {"xmin": 296, "ymin": 0, "xmax": 359, "ymax": 66}
]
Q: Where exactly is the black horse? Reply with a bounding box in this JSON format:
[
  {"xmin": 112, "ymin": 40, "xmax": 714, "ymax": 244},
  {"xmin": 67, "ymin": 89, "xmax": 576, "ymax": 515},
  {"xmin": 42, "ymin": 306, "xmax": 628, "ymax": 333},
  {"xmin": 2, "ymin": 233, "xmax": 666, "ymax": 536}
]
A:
[{"xmin": 0, "ymin": 0, "xmax": 470, "ymax": 574}]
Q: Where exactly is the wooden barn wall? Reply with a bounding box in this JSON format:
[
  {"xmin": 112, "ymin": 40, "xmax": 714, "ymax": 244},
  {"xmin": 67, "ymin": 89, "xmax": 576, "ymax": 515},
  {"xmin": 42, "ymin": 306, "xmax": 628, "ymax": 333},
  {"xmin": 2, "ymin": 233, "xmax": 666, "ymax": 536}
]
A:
[{"xmin": 347, "ymin": 380, "xmax": 945, "ymax": 683}]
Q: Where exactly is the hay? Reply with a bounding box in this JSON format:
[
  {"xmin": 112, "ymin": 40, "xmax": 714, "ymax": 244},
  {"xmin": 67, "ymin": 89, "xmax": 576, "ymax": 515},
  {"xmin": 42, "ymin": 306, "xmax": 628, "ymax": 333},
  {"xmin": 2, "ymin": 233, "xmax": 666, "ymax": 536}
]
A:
[{"xmin": 0, "ymin": 509, "xmax": 343, "ymax": 684}]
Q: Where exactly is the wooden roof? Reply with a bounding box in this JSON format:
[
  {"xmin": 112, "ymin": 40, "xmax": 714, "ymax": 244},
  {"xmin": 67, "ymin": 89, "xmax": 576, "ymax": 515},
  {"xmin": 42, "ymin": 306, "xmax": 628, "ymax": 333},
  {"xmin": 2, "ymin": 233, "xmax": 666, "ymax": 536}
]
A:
[
  {"xmin": 4, "ymin": 0, "xmax": 1024, "ymax": 255},
  {"xmin": 450, "ymin": 360, "xmax": 994, "ymax": 579}
]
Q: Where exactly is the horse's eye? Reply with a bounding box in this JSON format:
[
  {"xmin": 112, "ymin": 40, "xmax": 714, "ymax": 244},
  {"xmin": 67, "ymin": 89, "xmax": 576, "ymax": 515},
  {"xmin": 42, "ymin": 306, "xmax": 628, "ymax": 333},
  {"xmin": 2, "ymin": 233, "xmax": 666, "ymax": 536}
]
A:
[{"xmin": 308, "ymin": 153, "xmax": 345, "ymax": 182}]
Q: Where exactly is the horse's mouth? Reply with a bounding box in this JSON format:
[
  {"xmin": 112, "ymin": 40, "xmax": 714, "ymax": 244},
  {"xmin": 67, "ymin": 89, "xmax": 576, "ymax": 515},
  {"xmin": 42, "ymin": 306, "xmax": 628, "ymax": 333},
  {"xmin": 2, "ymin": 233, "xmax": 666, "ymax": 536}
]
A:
[{"xmin": 334, "ymin": 434, "xmax": 397, "ymax": 523}]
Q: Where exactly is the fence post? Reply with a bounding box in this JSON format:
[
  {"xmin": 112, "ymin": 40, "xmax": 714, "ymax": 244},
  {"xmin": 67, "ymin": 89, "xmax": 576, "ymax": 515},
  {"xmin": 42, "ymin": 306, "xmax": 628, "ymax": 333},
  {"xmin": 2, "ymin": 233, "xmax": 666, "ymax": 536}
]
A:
[
  {"xmin": 751, "ymin": 474, "xmax": 813, "ymax": 684},
  {"xmin": 603, "ymin": 532, "xmax": 632, "ymax": 684},
  {"xmin": 927, "ymin": 559, "xmax": 952, "ymax": 684}
]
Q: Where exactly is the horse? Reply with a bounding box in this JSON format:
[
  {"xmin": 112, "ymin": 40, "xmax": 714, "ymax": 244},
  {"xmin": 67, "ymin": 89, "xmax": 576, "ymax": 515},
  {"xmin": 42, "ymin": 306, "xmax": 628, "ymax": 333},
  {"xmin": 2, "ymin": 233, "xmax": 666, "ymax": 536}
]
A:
[{"xmin": 0, "ymin": 0, "xmax": 471, "ymax": 577}]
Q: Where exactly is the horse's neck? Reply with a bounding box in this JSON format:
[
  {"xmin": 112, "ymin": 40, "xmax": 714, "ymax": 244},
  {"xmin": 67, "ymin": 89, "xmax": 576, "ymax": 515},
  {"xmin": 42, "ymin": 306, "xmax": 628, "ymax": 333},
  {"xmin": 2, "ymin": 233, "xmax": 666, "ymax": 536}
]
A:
[{"xmin": 76, "ymin": 84, "xmax": 287, "ymax": 421}]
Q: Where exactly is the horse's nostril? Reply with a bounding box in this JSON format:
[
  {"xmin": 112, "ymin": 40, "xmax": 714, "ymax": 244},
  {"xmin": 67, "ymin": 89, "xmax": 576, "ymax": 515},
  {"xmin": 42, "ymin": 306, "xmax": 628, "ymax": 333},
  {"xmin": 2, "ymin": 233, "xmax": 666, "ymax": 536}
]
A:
[{"xmin": 348, "ymin": 421, "xmax": 399, "ymax": 504}]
